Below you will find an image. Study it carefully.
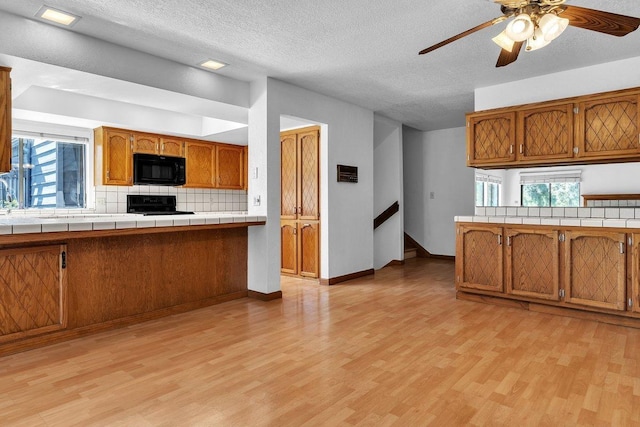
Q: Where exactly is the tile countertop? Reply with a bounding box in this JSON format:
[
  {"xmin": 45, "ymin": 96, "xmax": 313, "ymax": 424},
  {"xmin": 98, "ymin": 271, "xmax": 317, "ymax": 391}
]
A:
[
  {"xmin": 454, "ymin": 215, "xmax": 640, "ymax": 229},
  {"xmin": 0, "ymin": 212, "xmax": 266, "ymax": 235}
]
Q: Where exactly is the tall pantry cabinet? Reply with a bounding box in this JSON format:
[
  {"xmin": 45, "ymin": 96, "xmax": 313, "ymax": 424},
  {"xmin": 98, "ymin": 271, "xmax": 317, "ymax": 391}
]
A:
[{"xmin": 280, "ymin": 126, "xmax": 320, "ymax": 278}]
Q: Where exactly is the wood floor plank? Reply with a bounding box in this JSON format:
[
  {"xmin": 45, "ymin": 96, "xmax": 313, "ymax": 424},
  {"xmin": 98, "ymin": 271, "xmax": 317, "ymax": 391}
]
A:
[{"xmin": 2, "ymin": 258, "xmax": 640, "ymax": 425}]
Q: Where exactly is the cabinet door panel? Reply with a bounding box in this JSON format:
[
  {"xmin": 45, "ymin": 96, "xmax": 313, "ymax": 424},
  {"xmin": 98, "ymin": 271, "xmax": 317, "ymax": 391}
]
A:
[
  {"xmin": 456, "ymin": 225, "xmax": 503, "ymax": 292},
  {"xmin": 281, "ymin": 133, "xmax": 298, "ymax": 219},
  {"xmin": 506, "ymin": 229, "xmax": 559, "ymax": 300},
  {"xmin": 105, "ymin": 130, "xmax": 132, "ymax": 185},
  {"xmin": 0, "ymin": 245, "xmax": 66, "ymax": 343},
  {"xmin": 565, "ymin": 231, "xmax": 626, "ymax": 311},
  {"xmin": 185, "ymin": 142, "xmax": 215, "ymax": 188},
  {"xmin": 299, "ymin": 222, "xmax": 319, "ymax": 278},
  {"xmin": 160, "ymin": 138, "xmax": 184, "ymax": 157},
  {"xmin": 577, "ymin": 93, "xmax": 640, "ymax": 158},
  {"xmin": 518, "ymin": 103, "xmax": 574, "ymax": 160},
  {"xmin": 298, "ymin": 129, "xmax": 319, "ymax": 220},
  {"xmin": 281, "ymin": 221, "xmax": 298, "ymax": 275},
  {"xmin": 133, "ymin": 134, "xmax": 160, "ymax": 154},
  {"xmin": 216, "ymin": 145, "xmax": 244, "ymax": 189},
  {"xmin": 467, "ymin": 111, "xmax": 516, "ymax": 166}
]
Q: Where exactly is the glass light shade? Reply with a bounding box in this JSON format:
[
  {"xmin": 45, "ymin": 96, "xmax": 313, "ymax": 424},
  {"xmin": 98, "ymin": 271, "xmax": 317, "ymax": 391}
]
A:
[
  {"xmin": 526, "ymin": 28, "xmax": 551, "ymax": 51},
  {"xmin": 492, "ymin": 30, "xmax": 515, "ymax": 52},
  {"xmin": 505, "ymin": 14, "xmax": 534, "ymax": 42},
  {"xmin": 539, "ymin": 13, "xmax": 569, "ymax": 42}
]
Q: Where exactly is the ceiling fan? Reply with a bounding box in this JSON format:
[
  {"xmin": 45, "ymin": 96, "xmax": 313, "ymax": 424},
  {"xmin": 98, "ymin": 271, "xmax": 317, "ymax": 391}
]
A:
[{"xmin": 419, "ymin": 0, "xmax": 640, "ymax": 67}]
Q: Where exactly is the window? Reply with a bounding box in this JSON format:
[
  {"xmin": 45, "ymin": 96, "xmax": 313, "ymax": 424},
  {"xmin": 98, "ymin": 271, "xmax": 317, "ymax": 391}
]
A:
[
  {"xmin": 475, "ymin": 173, "xmax": 501, "ymax": 207},
  {"xmin": 520, "ymin": 170, "xmax": 581, "ymax": 207},
  {"xmin": 0, "ymin": 133, "xmax": 88, "ymax": 209}
]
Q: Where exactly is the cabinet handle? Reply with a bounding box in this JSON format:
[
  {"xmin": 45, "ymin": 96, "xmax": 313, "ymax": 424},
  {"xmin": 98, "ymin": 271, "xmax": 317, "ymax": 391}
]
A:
[
  {"xmin": 162, "ymin": 142, "xmax": 165, "ymax": 152},
  {"xmin": 156, "ymin": 142, "xmax": 159, "ymax": 152},
  {"xmin": 519, "ymin": 144, "xmax": 523, "ymax": 154},
  {"xmin": 620, "ymin": 242, "xmax": 625, "ymax": 254},
  {"xmin": 509, "ymin": 145, "xmax": 513, "ymax": 155},
  {"xmin": 497, "ymin": 234, "xmax": 502, "ymax": 245},
  {"xmin": 507, "ymin": 236, "xmax": 512, "ymax": 246},
  {"xmin": 298, "ymin": 207, "xmax": 302, "ymax": 215},
  {"xmin": 294, "ymin": 207, "xmax": 297, "ymax": 214},
  {"xmin": 302, "ymin": 223, "xmax": 311, "ymax": 228}
]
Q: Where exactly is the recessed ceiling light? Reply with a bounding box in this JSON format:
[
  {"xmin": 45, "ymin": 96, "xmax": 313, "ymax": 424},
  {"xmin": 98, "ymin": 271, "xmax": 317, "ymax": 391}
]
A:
[
  {"xmin": 200, "ymin": 60, "xmax": 227, "ymax": 71},
  {"xmin": 36, "ymin": 5, "xmax": 80, "ymax": 27}
]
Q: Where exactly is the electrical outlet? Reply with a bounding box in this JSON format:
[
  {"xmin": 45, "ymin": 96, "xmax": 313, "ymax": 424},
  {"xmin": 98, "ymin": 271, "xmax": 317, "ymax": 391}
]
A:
[
  {"xmin": 253, "ymin": 167, "xmax": 259, "ymax": 179},
  {"xmin": 96, "ymin": 197, "xmax": 106, "ymax": 206},
  {"xmin": 253, "ymin": 195, "xmax": 261, "ymax": 206},
  {"xmin": 429, "ymin": 192, "xmax": 435, "ymax": 199}
]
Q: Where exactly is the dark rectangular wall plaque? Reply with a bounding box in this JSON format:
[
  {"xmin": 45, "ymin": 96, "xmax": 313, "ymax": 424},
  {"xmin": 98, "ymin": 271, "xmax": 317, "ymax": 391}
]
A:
[{"xmin": 337, "ymin": 165, "xmax": 358, "ymax": 183}]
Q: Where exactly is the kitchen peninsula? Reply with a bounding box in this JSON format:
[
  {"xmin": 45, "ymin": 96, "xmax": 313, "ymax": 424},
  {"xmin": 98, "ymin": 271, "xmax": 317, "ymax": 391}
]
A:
[
  {"xmin": 455, "ymin": 206, "xmax": 640, "ymax": 328},
  {"xmin": 0, "ymin": 212, "xmax": 265, "ymax": 356}
]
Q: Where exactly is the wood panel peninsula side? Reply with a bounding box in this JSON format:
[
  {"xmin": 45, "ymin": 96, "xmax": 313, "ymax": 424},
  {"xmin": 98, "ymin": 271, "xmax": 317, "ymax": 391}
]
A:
[{"xmin": 0, "ymin": 216, "xmax": 265, "ymax": 356}]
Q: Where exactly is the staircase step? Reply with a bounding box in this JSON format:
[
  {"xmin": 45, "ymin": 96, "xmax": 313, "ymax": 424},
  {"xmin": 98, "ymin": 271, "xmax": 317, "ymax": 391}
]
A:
[{"xmin": 404, "ymin": 248, "xmax": 417, "ymax": 260}]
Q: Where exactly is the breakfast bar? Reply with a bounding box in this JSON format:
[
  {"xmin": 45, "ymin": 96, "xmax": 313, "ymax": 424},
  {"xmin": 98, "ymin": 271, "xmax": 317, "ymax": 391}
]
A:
[{"xmin": 0, "ymin": 212, "xmax": 265, "ymax": 356}]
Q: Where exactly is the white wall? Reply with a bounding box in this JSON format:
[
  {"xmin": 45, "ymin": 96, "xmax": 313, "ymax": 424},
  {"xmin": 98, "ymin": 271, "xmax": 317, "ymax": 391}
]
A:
[
  {"xmin": 475, "ymin": 56, "xmax": 640, "ymax": 204},
  {"xmin": 404, "ymin": 126, "xmax": 474, "ymax": 256},
  {"xmin": 247, "ymin": 78, "xmax": 374, "ymax": 293},
  {"xmin": 373, "ymin": 115, "xmax": 403, "ymax": 269}
]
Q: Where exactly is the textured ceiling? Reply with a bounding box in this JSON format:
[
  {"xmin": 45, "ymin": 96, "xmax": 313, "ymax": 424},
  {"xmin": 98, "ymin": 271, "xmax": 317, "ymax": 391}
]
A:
[{"xmin": 0, "ymin": 0, "xmax": 639, "ymax": 131}]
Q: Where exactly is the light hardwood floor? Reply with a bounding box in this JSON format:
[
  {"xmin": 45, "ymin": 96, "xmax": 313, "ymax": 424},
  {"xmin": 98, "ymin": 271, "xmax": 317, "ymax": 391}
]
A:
[{"xmin": 2, "ymin": 258, "xmax": 640, "ymax": 426}]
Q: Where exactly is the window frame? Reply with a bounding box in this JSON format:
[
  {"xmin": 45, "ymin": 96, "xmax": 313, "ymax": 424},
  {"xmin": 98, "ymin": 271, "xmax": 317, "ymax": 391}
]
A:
[{"xmin": 6, "ymin": 121, "xmax": 94, "ymax": 210}]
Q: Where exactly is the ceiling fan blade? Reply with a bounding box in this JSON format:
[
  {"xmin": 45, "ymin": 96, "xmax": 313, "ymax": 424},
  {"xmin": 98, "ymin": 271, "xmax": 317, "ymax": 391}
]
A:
[
  {"xmin": 560, "ymin": 5, "xmax": 640, "ymax": 37},
  {"xmin": 419, "ymin": 16, "xmax": 507, "ymax": 55},
  {"xmin": 496, "ymin": 41, "xmax": 524, "ymax": 67}
]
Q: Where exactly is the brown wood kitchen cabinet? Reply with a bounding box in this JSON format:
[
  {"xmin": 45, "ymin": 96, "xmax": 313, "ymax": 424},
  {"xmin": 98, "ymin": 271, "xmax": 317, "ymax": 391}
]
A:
[
  {"xmin": 564, "ymin": 230, "xmax": 627, "ymax": 311},
  {"xmin": 466, "ymin": 110, "xmax": 516, "ymax": 167},
  {"xmin": 133, "ymin": 133, "xmax": 184, "ymax": 157},
  {"xmin": 280, "ymin": 126, "xmax": 320, "ymax": 278},
  {"xmin": 517, "ymin": 102, "xmax": 574, "ymax": 162},
  {"xmin": 575, "ymin": 91, "xmax": 640, "ymax": 160},
  {"xmin": 216, "ymin": 144, "xmax": 244, "ymax": 189},
  {"xmin": 0, "ymin": 245, "xmax": 67, "ymax": 343},
  {"xmin": 505, "ymin": 228, "xmax": 560, "ymax": 301},
  {"xmin": 455, "ymin": 224, "xmax": 503, "ymax": 292},
  {"xmin": 280, "ymin": 220, "xmax": 319, "ymax": 278},
  {"xmin": 184, "ymin": 141, "xmax": 215, "ymax": 188},
  {"xmin": 0, "ymin": 66, "xmax": 11, "ymax": 173},
  {"xmin": 467, "ymin": 87, "xmax": 640, "ymax": 168},
  {"xmin": 94, "ymin": 127, "xmax": 133, "ymax": 185}
]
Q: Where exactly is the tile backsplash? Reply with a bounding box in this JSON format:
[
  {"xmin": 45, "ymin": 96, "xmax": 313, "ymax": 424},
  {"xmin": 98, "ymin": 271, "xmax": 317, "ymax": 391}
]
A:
[{"xmin": 94, "ymin": 185, "xmax": 248, "ymax": 214}]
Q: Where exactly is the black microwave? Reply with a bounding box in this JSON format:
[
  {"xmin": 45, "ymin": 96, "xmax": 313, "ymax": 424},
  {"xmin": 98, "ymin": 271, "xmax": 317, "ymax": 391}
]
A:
[{"xmin": 133, "ymin": 153, "xmax": 186, "ymax": 186}]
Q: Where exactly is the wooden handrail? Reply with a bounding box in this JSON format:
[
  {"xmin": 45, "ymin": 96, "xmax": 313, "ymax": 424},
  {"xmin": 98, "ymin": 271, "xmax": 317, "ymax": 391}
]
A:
[{"xmin": 374, "ymin": 201, "xmax": 399, "ymax": 230}]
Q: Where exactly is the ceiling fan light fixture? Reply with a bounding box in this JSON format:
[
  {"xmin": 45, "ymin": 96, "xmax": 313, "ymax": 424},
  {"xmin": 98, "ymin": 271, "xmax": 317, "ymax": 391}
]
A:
[
  {"xmin": 492, "ymin": 30, "xmax": 515, "ymax": 52},
  {"xmin": 539, "ymin": 13, "xmax": 569, "ymax": 42},
  {"xmin": 505, "ymin": 13, "xmax": 534, "ymax": 42},
  {"xmin": 526, "ymin": 27, "xmax": 551, "ymax": 51}
]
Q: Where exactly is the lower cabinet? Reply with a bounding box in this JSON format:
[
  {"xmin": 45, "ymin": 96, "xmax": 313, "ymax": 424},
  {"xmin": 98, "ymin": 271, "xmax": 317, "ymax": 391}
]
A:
[
  {"xmin": 0, "ymin": 245, "xmax": 66, "ymax": 342},
  {"xmin": 455, "ymin": 225, "xmax": 503, "ymax": 292},
  {"xmin": 281, "ymin": 220, "xmax": 319, "ymax": 278},
  {"xmin": 505, "ymin": 228, "xmax": 560, "ymax": 301},
  {"xmin": 456, "ymin": 223, "xmax": 638, "ymax": 321},
  {"xmin": 564, "ymin": 230, "xmax": 627, "ymax": 311}
]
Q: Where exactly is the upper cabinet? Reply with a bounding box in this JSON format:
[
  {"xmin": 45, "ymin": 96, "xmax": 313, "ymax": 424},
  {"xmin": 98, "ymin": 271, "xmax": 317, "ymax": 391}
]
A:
[
  {"xmin": 0, "ymin": 67, "xmax": 11, "ymax": 173},
  {"xmin": 466, "ymin": 111, "xmax": 516, "ymax": 166},
  {"xmin": 95, "ymin": 126, "xmax": 246, "ymax": 188},
  {"xmin": 216, "ymin": 144, "xmax": 244, "ymax": 189},
  {"xmin": 467, "ymin": 87, "xmax": 640, "ymax": 169},
  {"xmin": 517, "ymin": 102, "xmax": 574, "ymax": 162},
  {"xmin": 184, "ymin": 141, "xmax": 215, "ymax": 188},
  {"xmin": 132, "ymin": 133, "xmax": 185, "ymax": 157},
  {"xmin": 575, "ymin": 92, "xmax": 640, "ymax": 159},
  {"xmin": 95, "ymin": 127, "xmax": 132, "ymax": 186}
]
